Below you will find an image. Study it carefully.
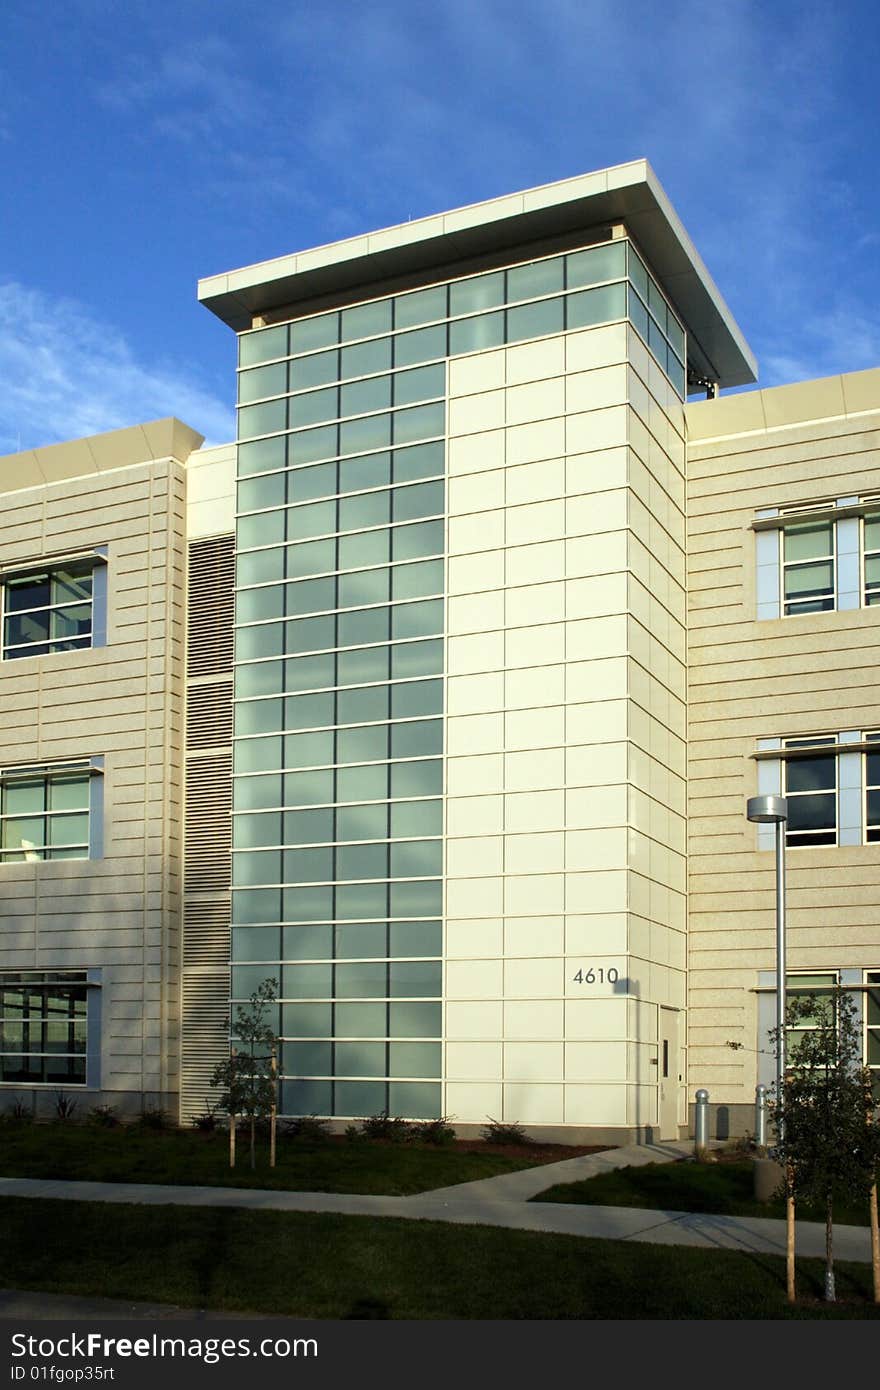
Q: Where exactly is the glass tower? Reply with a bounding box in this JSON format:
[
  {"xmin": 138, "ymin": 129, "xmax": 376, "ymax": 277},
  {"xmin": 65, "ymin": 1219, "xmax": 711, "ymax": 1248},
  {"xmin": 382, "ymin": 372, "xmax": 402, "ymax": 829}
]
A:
[{"xmin": 230, "ymin": 236, "xmax": 685, "ymax": 1119}]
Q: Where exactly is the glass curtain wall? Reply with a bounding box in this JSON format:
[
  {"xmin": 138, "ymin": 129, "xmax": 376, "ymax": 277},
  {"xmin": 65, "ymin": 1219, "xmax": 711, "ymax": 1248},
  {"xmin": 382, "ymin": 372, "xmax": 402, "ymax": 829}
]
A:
[{"xmin": 232, "ymin": 238, "xmax": 686, "ymax": 1118}]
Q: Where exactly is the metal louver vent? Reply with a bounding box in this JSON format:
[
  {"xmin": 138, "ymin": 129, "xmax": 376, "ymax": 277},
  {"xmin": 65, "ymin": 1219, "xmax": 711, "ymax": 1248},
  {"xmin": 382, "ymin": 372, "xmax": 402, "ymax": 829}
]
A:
[
  {"xmin": 181, "ymin": 532, "xmax": 234, "ymax": 1123},
  {"xmin": 185, "ymin": 753, "xmax": 232, "ymax": 894},
  {"xmin": 180, "ymin": 947, "xmax": 231, "ymax": 1121},
  {"xmin": 182, "ymin": 898, "xmax": 232, "ymax": 966},
  {"xmin": 187, "ymin": 683, "xmax": 233, "ymax": 750},
  {"xmin": 187, "ymin": 534, "xmax": 234, "ymax": 678}
]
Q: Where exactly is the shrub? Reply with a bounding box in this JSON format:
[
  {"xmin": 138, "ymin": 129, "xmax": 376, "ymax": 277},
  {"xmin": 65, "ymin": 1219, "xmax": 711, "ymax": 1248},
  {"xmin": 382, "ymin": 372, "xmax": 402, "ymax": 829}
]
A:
[
  {"xmin": 410, "ymin": 1116, "xmax": 457, "ymax": 1146},
  {"xmin": 481, "ymin": 1117, "xmax": 532, "ymax": 1146},
  {"xmin": 281, "ymin": 1115, "xmax": 332, "ymax": 1142},
  {"xmin": 53, "ymin": 1092, "xmax": 78, "ymax": 1122},
  {"xmin": 4, "ymin": 1100, "xmax": 34, "ymax": 1123},
  {"xmin": 136, "ymin": 1107, "xmax": 172, "ymax": 1131},
  {"xmin": 359, "ymin": 1112, "xmax": 414, "ymax": 1143},
  {"xmin": 88, "ymin": 1105, "xmax": 120, "ymax": 1128},
  {"xmin": 190, "ymin": 1107, "xmax": 220, "ymax": 1133},
  {"xmin": 722, "ymin": 1132, "xmax": 755, "ymax": 1158}
]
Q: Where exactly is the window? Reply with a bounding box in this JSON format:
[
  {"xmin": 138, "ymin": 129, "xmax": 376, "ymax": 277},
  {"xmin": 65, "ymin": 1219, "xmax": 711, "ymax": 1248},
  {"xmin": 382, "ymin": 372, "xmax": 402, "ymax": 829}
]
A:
[
  {"xmin": 0, "ymin": 762, "xmax": 100, "ymax": 862},
  {"xmin": 783, "ymin": 739, "xmax": 837, "ymax": 846},
  {"xmin": 782, "ymin": 520, "xmax": 835, "ymax": 615},
  {"xmin": 757, "ymin": 497, "xmax": 880, "ymax": 620},
  {"xmin": 769, "ymin": 972, "xmax": 880, "ymax": 1092},
  {"xmin": 0, "ymin": 971, "xmax": 89, "ymax": 1085},
  {"xmin": 863, "ymin": 511, "xmax": 880, "ymax": 605},
  {"xmin": 759, "ymin": 731, "xmax": 880, "ymax": 849},
  {"xmin": 866, "ymin": 735, "xmax": 880, "ymax": 842},
  {"xmin": 1, "ymin": 556, "xmax": 106, "ymax": 660},
  {"xmin": 785, "ymin": 973, "xmax": 837, "ymax": 1063},
  {"xmin": 865, "ymin": 971, "xmax": 880, "ymax": 1093}
]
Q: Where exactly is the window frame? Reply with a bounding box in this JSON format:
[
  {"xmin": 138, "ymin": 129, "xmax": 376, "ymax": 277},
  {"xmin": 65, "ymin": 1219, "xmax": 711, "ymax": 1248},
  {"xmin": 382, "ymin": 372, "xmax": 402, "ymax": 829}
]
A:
[
  {"xmin": 0, "ymin": 759, "xmax": 104, "ymax": 864},
  {"xmin": 0, "ymin": 551, "xmax": 108, "ymax": 662},
  {"xmin": 755, "ymin": 496, "xmax": 880, "ymax": 620},
  {"xmin": 235, "ymin": 236, "xmax": 686, "ymax": 404},
  {"xmin": 779, "ymin": 516, "xmax": 836, "ymax": 616},
  {"xmin": 862, "ymin": 507, "xmax": 880, "ymax": 605},
  {"xmin": 782, "ymin": 737, "xmax": 838, "ymax": 848},
  {"xmin": 865, "ymin": 969, "xmax": 880, "ymax": 1090},
  {"xmin": 0, "ymin": 970, "xmax": 93, "ymax": 1087},
  {"xmin": 783, "ymin": 972, "xmax": 838, "ymax": 1069},
  {"xmin": 864, "ymin": 733, "xmax": 880, "ymax": 844}
]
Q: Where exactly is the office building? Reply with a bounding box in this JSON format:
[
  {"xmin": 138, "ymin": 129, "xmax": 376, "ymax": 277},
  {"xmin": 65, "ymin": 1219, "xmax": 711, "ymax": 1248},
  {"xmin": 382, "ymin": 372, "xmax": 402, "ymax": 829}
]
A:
[{"xmin": 1, "ymin": 161, "xmax": 877, "ymax": 1138}]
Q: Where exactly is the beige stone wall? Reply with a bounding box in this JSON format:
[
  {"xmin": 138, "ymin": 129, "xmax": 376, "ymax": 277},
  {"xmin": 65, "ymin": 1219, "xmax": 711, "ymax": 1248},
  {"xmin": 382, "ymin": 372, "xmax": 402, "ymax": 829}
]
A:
[
  {"xmin": 686, "ymin": 374, "xmax": 880, "ymax": 1109},
  {"xmin": 0, "ymin": 452, "xmax": 188, "ymax": 1112},
  {"xmin": 443, "ymin": 320, "xmax": 686, "ymax": 1132}
]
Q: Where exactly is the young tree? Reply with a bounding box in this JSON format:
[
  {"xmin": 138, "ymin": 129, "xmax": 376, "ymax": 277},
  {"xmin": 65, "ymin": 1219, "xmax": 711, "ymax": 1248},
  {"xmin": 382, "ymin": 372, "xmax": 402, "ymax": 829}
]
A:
[
  {"xmin": 770, "ymin": 986, "xmax": 880, "ymax": 1302},
  {"xmin": 211, "ymin": 978, "xmax": 279, "ymax": 1171}
]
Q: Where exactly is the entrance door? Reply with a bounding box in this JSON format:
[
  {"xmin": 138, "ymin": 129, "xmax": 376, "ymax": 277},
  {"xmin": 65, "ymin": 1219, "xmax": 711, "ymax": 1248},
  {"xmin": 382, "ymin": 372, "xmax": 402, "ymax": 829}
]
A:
[{"xmin": 658, "ymin": 1009, "xmax": 681, "ymax": 1140}]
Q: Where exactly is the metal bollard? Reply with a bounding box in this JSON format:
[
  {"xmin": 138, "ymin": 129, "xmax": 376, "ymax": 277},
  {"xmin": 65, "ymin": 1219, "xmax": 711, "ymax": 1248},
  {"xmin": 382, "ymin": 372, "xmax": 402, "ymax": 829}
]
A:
[
  {"xmin": 755, "ymin": 1084, "xmax": 768, "ymax": 1151},
  {"xmin": 694, "ymin": 1089, "xmax": 710, "ymax": 1157}
]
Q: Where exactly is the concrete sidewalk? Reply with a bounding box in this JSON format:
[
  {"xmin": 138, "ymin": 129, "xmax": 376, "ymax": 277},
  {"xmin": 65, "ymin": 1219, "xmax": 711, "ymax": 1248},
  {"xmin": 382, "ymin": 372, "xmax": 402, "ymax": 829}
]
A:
[
  {"xmin": 422, "ymin": 1137, "xmax": 695, "ymax": 1199},
  {"xmin": 0, "ymin": 1139, "xmax": 873, "ymax": 1265},
  {"xmin": 0, "ymin": 1289, "xmax": 278, "ymax": 1321}
]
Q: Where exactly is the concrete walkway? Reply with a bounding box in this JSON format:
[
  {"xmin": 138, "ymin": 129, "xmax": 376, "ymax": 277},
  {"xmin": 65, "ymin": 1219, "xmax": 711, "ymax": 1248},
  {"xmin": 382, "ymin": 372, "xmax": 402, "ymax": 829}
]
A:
[
  {"xmin": 0, "ymin": 1139, "xmax": 873, "ymax": 1265},
  {"xmin": 0, "ymin": 1289, "xmax": 276, "ymax": 1321}
]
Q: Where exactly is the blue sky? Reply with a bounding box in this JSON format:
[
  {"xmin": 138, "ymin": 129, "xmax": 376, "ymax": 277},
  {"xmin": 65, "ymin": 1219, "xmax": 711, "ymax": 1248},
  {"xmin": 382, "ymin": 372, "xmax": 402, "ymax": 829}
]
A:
[{"xmin": 1, "ymin": 0, "xmax": 879, "ymax": 452}]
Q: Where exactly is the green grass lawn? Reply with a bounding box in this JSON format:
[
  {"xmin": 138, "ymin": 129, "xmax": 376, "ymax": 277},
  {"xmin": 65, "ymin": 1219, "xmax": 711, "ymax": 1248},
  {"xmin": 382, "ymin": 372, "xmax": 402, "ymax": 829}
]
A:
[
  {"xmin": 533, "ymin": 1158, "xmax": 873, "ymax": 1226},
  {"xmin": 0, "ymin": 1196, "xmax": 877, "ymax": 1318},
  {"xmin": 0, "ymin": 1120, "xmax": 559, "ymax": 1196}
]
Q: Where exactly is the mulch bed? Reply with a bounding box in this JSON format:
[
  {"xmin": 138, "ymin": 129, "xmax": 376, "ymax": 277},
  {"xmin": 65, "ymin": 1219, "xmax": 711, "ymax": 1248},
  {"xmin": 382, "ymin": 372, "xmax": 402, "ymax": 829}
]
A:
[
  {"xmin": 428, "ymin": 1141, "xmax": 611, "ymax": 1163},
  {"xmin": 310, "ymin": 1134, "xmax": 611, "ymax": 1163}
]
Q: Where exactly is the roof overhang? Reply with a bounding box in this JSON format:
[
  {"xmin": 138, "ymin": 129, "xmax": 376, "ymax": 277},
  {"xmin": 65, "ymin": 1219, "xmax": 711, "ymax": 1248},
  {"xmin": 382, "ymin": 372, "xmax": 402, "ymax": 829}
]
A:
[{"xmin": 198, "ymin": 159, "xmax": 757, "ymax": 389}]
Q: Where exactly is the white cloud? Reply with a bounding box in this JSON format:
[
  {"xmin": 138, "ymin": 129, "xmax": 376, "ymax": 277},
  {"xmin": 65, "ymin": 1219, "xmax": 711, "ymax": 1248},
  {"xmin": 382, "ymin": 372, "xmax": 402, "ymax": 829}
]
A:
[
  {"xmin": 0, "ymin": 282, "xmax": 234, "ymax": 454},
  {"xmin": 96, "ymin": 34, "xmax": 260, "ymax": 144},
  {"xmin": 762, "ymin": 304, "xmax": 880, "ymax": 388}
]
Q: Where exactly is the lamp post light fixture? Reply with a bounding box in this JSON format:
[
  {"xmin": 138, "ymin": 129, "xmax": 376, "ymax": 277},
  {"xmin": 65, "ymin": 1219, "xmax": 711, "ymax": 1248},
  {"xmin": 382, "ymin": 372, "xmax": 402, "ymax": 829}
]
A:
[
  {"xmin": 746, "ymin": 794, "xmax": 789, "ymax": 1132},
  {"xmin": 746, "ymin": 791, "xmax": 797, "ymax": 1302}
]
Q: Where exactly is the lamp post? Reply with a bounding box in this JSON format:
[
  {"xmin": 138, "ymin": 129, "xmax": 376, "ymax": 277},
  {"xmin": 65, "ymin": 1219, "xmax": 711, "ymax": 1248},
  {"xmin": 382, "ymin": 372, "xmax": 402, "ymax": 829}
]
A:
[
  {"xmin": 746, "ymin": 794, "xmax": 789, "ymax": 1130},
  {"xmin": 747, "ymin": 792, "xmax": 796, "ymax": 1301}
]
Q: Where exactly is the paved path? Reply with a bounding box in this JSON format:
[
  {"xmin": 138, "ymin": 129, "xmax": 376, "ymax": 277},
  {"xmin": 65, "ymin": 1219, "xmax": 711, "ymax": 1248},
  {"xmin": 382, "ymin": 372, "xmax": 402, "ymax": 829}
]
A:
[
  {"xmin": 0, "ymin": 1139, "xmax": 873, "ymax": 1265},
  {"xmin": 0, "ymin": 1289, "xmax": 278, "ymax": 1321}
]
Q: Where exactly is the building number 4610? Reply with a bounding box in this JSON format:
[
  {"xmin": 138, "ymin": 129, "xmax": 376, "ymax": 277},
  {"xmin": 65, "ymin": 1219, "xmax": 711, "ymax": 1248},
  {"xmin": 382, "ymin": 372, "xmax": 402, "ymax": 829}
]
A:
[{"xmin": 572, "ymin": 967, "xmax": 619, "ymax": 984}]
